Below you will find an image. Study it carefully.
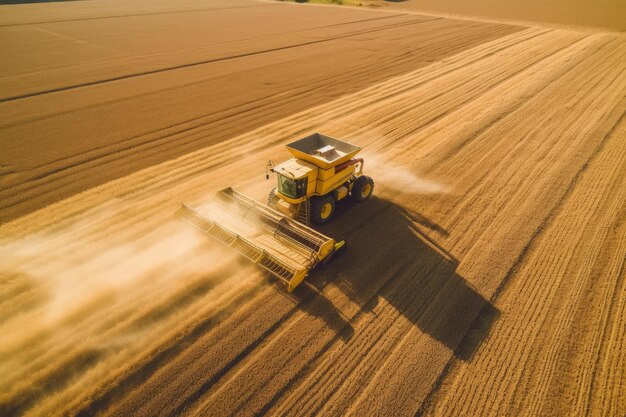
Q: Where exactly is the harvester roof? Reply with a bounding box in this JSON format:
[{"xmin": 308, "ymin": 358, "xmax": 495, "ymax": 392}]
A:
[{"xmin": 286, "ymin": 133, "xmax": 361, "ymax": 169}]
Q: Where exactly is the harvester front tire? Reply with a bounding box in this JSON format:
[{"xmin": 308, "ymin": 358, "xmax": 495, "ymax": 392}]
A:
[
  {"xmin": 351, "ymin": 176, "xmax": 374, "ymax": 202},
  {"xmin": 311, "ymin": 195, "xmax": 335, "ymax": 225},
  {"xmin": 267, "ymin": 187, "xmax": 279, "ymax": 209}
]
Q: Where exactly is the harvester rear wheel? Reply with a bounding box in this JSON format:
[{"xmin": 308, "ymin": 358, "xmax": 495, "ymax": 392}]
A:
[
  {"xmin": 311, "ymin": 195, "xmax": 335, "ymax": 225},
  {"xmin": 267, "ymin": 187, "xmax": 279, "ymax": 209},
  {"xmin": 351, "ymin": 176, "xmax": 374, "ymax": 202}
]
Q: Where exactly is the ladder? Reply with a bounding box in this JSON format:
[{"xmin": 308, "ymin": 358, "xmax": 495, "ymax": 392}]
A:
[{"xmin": 296, "ymin": 199, "xmax": 310, "ymax": 226}]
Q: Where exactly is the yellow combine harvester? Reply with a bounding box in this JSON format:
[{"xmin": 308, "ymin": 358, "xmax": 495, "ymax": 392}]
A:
[{"xmin": 177, "ymin": 133, "xmax": 374, "ymax": 291}]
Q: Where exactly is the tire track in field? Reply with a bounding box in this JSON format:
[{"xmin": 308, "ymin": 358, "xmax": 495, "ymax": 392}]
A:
[
  {"xmin": 259, "ymin": 33, "xmax": 611, "ymax": 415},
  {"xmin": 0, "ymin": 20, "xmax": 508, "ymax": 208},
  {"xmin": 0, "ymin": 19, "xmax": 520, "ymax": 223},
  {"xmin": 1, "ymin": 25, "xmax": 534, "ymax": 232},
  {"xmin": 165, "ymin": 30, "xmax": 620, "ymax": 416},
  {"xmin": 0, "ymin": 3, "xmax": 279, "ymax": 28},
  {"xmin": 421, "ymin": 114, "xmax": 626, "ymax": 416},
  {"xmin": 0, "ymin": 16, "xmax": 439, "ymax": 103}
]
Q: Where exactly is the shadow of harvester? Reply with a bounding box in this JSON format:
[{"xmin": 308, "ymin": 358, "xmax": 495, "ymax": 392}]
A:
[{"xmin": 295, "ymin": 197, "xmax": 498, "ymax": 361}]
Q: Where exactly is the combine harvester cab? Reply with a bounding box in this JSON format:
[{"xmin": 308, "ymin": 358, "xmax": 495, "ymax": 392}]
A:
[
  {"xmin": 268, "ymin": 133, "xmax": 374, "ymax": 225},
  {"xmin": 178, "ymin": 133, "xmax": 374, "ymax": 291}
]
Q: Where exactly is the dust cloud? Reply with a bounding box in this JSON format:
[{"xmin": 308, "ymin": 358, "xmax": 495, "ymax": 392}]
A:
[
  {"xmin": 0, "ymin": 199, "xmax": 262, "ymax": 416},
  {"xmin": 0, "ymin": 213, "xmax": 230, "ymax": 323},
  {"xmin": 365, "ymin": 154, "xmax": 448, "ymax": 196}
]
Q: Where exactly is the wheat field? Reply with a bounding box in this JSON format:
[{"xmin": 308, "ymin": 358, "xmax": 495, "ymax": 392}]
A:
[{"xmin": 0, "ymin": 1, "xmax": 624, "ymax": 416}]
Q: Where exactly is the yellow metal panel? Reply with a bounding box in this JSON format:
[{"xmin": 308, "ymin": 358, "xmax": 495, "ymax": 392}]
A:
[
  {"xmin": 273, "ymin": 158, "xmax": 316, "ymax": 179},
  {"xmin": 317, "ymin": 167, "xmax": 335, "ymax": 180},
  {"xmin": 288, "ymin": 268, "xmax": 309, "ymax": 292},
  {"xmin": 316, "ymin": 239, "xmax": 336, "ymax": 262},
  {"xmin": 316, "ymin": 166, "xmax": 355, "ymax": 195},
  {"xmin": 307, "ymin": 178, "xmax": 316, "ymax": 195},
  {"xmin": 280, "ymin": 194, "xmax": 306, "ymax": 204}
]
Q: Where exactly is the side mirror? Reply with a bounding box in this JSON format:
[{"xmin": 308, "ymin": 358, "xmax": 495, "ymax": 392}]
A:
[{"xmin": 265, "ymin": 160, "xmax": 274, "ymax": 180}]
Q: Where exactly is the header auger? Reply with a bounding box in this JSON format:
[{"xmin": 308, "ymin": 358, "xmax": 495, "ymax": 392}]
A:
[{"xmin": 178, "ymin": 133, "xmax": 374, "ymax": 291}]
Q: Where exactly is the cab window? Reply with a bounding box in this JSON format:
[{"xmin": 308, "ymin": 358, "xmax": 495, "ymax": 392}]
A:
[{"xmin": 278, "ymin": 175, "xmax": 307, "ymax": 198}]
